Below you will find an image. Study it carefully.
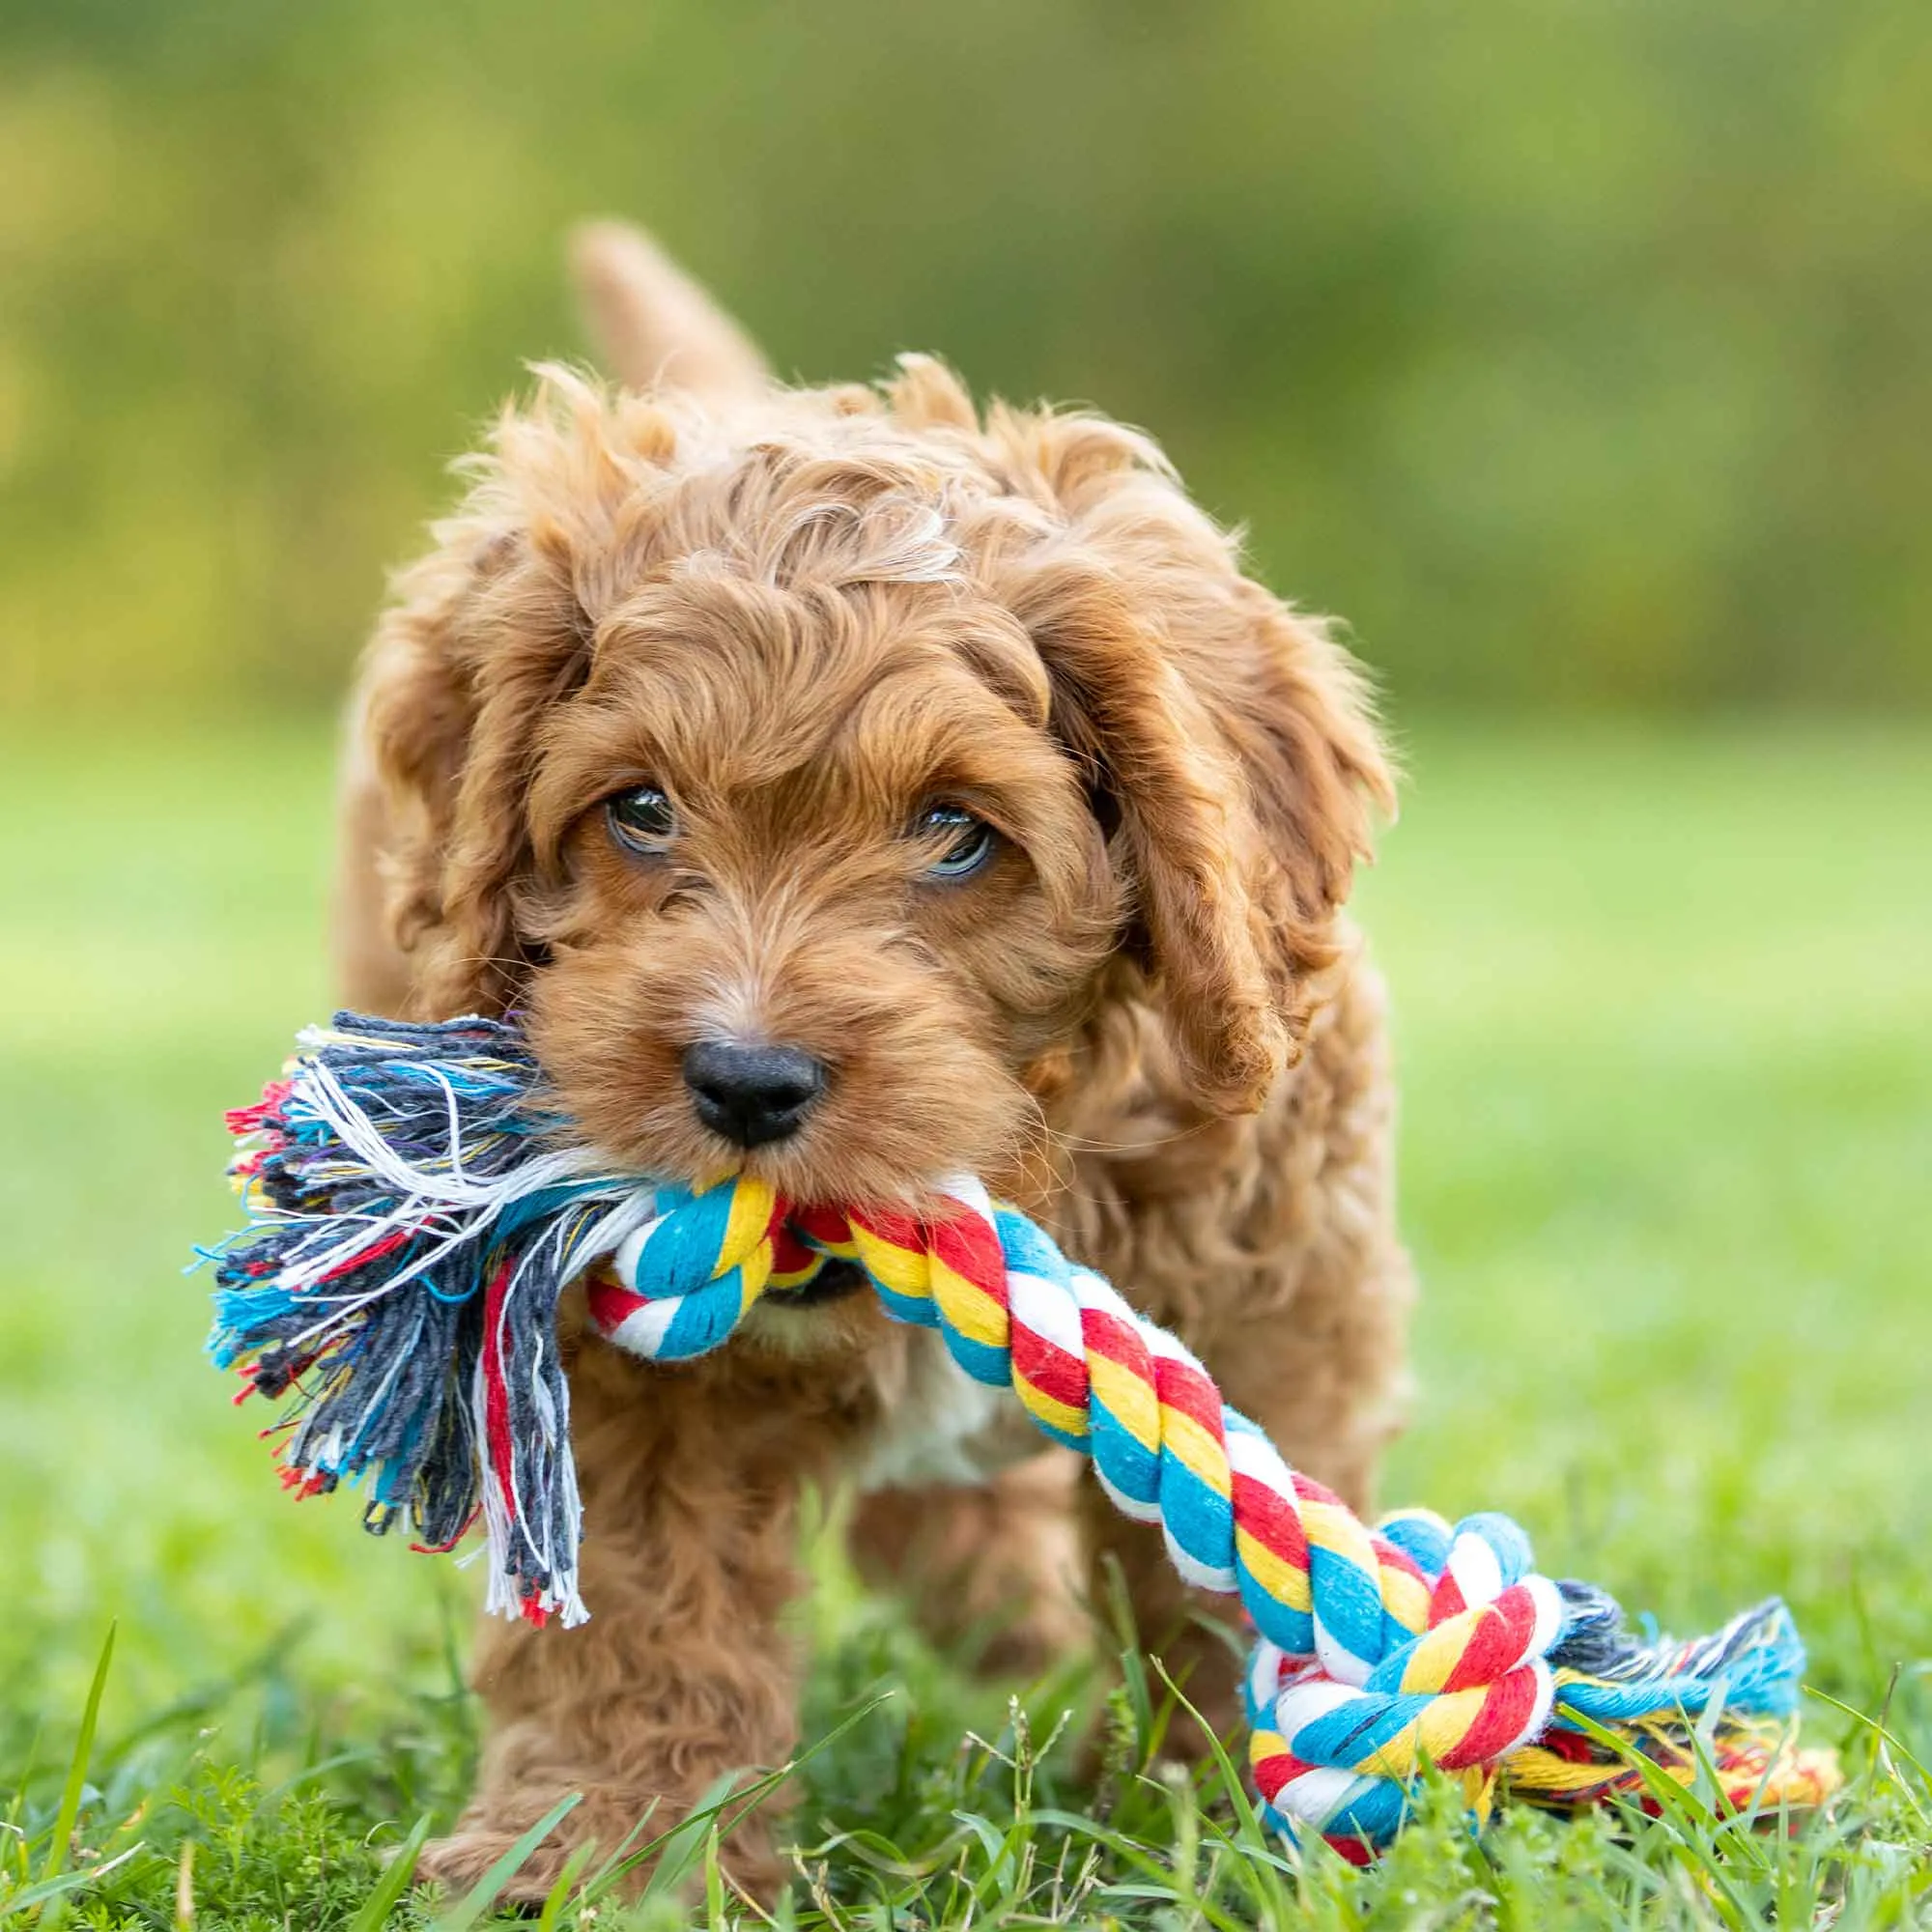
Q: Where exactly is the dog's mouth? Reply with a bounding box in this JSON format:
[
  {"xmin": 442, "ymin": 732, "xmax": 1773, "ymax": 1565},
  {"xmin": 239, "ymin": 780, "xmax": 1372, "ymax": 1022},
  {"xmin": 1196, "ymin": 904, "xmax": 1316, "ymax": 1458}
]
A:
[{"xmin": 759, "ymin": 1256, "xmax": 870, "ymax": 1310}]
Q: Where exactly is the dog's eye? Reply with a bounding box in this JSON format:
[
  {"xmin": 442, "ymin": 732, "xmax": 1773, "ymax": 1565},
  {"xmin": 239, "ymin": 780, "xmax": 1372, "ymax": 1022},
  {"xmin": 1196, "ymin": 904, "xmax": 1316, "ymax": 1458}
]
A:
[
  {"xmin": 607, "ymin": 784, "xmax": 677, "ymax": 853},
  {"xmin": 915, "ymin": 804, "xmax": 997, "ymax": 881}
]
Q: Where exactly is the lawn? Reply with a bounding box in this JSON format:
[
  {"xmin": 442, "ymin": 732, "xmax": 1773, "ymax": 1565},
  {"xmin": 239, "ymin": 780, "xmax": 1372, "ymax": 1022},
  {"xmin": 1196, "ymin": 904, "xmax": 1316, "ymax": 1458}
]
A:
[{"xmin": 2, "ymin": 718, "xmax": 1927, "ymax": 1928}]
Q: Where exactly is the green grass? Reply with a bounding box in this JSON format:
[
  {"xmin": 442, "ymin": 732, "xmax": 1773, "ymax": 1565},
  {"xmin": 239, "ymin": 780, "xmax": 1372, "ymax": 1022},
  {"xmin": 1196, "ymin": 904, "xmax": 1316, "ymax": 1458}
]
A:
[{"xmin": 2, "ymin": 718, "xmax": 1927, "ymax": 1927}]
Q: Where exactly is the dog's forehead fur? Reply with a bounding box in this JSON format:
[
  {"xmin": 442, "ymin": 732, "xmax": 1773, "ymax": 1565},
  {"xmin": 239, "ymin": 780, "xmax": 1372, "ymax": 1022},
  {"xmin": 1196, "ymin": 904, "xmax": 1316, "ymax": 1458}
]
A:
[
  {"xmin": 458, "ymin": 355, "xmax": 1190, "ymax": 664},
  {"xmin": 483, "ymin": 365, "xmax": 1116, "ymax": 869},
  {"xmin": 483, "ymin": 359, "xmax": 1056, "ymax": 599}
]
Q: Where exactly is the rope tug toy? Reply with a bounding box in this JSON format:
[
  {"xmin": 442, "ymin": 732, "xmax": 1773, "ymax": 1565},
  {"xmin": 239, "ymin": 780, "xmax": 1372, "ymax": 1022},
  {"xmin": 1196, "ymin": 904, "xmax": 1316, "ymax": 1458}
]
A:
[{"xmin": 204, "ymin": 1013, "xmax": 1839, "ymax": 1859}]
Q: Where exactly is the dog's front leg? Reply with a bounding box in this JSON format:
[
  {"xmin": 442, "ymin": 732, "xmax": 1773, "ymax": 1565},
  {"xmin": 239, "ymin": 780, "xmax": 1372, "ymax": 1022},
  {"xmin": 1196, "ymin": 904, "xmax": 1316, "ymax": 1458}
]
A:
[{"xmin": 417, "ymin": 1339, "xmax": 829, "ymax": 1907}]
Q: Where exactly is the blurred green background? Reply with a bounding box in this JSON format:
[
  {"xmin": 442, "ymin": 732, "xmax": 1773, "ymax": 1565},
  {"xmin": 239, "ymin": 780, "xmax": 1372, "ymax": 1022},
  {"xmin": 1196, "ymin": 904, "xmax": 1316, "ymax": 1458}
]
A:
[{"xmin": 4, "ymin": 0, "xmax": 1930, "ymax": 717}]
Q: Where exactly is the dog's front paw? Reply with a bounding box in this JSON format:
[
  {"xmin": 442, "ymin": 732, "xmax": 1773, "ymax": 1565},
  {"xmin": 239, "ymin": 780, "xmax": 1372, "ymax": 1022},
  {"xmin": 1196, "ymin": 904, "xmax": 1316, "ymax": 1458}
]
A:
[
  {"xmin": 414, "ymin": 1825, "xmax": 563, "ymax": 1907},
  {"xmin": 413, "ymin": 1795, "xmax": 783, "ymax": 1910}
]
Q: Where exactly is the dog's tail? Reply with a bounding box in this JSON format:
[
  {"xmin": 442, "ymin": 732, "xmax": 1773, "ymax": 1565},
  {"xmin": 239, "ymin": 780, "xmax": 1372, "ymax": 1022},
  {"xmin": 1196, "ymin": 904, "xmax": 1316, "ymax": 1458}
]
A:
[{"xmin": 569, "ymin": 219, "xmax": 771, "ymax": 400}]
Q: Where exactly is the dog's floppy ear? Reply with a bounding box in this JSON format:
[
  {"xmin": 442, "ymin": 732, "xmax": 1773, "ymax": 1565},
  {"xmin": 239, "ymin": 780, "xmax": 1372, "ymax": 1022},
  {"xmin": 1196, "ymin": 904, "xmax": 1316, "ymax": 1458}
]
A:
[
  {"xmin": 354, "ymin": 379, "xmax": 636, "ymax": 1017},
  {"xmin": 991, "ymin": 412, "xmax": 1394, "ymax": 1115},
  {"xmin": 355, "ymin": 528, "xmax": 589, "ymax": 1018}
]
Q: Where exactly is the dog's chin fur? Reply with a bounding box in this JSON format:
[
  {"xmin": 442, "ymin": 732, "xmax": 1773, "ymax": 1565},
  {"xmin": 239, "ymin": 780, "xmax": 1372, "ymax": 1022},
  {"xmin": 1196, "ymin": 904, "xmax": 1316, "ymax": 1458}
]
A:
[{"xmin": 334, "ymin": 228, "xmax": 1413, "ymax": 1904}]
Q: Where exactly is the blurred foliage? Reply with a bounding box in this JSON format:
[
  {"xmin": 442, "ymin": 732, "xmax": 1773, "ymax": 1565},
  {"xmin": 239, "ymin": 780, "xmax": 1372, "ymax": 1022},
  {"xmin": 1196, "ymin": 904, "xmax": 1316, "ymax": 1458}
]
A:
[{"xmin": 2, "ymin": 0, "xmax": 1928, "ymax": 715}]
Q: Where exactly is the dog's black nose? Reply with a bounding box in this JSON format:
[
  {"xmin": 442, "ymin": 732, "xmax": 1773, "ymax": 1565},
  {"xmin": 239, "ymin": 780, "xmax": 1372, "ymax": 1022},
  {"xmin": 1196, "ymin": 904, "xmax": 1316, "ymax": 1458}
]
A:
[{"xmin": 681, "ymin": 1039, "xmax": 826, "ymax": 1148}]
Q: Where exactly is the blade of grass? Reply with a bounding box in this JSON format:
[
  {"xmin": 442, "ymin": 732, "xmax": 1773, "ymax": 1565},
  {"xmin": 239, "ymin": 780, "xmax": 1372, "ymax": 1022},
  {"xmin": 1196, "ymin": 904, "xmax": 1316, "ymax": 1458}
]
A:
[
  {"xmin": 0, "ymin": 1843, "xmax": 145, "ymax": 1923},
  {"xmin": 702, "ymin": 1822, "xmax": 725, "ymax": 1924},
  {"xmin": 1807, "ymin": 1686, "xmax": 1931, "ymax": 1800},
  {"xmin": 629, "ymin": 1770, "xmax": 746, "ymax": 1904},
  {"xmin": 343, "ymin": 1813, "xmax": 433, "ymax": 1932},
  {"xmin": 532, "ymin": 1837, "xmax": 597, "ymax": 1932},
  {"xmin": 1148, "ymin": 1656, "xmax": 1270, "ymax": 1848},
  {"xmin": 4, "ymin": 1726, "xmax": 41, "ymax": 1887},
  {"xmin": 432, "ymin": 1793, "xmax": 581, "ymax": 1932},
  {"xmin": 1097, "ymin": 1556, "xmax": 1156, "ymax": 1766},
  {"xmin": 172, "ymin": 1838, "xmax": 193, "ymax": 1932},
  {"xmin": 1148, "ymin": 1659, "xmax": 1302, "ymax": 1925},
  {"xmin": 588, "ymin": 1690, "xmax": 891, "ymax": 1904},
  {"xmin": 37, "ymin": 1621, "xmax": 115, "ymax": 1918},
  {"xmin": 1030, "ymin": 1807, "xmax": 1254, "ymax": 1930},
  {"xmin": 1556, "ymin": 1709, "xmax": 1759, "ymax": 1931}
]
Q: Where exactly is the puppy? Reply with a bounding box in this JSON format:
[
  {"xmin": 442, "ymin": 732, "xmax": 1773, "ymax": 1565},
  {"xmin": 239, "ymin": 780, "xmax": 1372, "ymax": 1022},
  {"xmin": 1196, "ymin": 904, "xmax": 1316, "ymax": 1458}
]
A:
[{"xmin": 335, "ymin": 222, "xmax": 1412, "ymax": 1899}]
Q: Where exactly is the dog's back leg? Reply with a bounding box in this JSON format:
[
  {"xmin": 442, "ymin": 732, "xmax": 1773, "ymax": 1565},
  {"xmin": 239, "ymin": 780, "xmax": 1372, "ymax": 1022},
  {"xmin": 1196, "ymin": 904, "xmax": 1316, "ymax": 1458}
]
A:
[{"xmin": 849, "ymin": 1456, "xmax": 1089, "ymax": 1679}]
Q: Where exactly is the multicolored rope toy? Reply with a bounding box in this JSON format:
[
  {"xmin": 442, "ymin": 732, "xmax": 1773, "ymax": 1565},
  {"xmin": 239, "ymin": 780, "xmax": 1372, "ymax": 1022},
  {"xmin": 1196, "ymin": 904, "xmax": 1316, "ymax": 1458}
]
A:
[{"xmin": 204, "ymin": 1013, "xmax": 1839, "ymax": 1858}]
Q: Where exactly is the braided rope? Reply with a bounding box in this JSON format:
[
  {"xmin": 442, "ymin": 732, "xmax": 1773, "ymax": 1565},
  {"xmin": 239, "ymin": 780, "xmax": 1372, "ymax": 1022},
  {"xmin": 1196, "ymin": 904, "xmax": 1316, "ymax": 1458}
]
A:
[
  {"xmin": 583, "ymin": 1173, "xmax": 1835, "ymax": 1853},
  {"xmin": 209, "ymin": 1019, "xmax": 1839, "ymax": 1859}
]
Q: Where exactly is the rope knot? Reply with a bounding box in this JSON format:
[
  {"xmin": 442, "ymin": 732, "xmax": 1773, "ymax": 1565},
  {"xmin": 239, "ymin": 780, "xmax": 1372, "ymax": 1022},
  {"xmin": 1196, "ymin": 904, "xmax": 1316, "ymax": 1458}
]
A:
[{"xmin": 1246, "ymin": 1512, "xmax": 1566, "ymax": 1850}]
